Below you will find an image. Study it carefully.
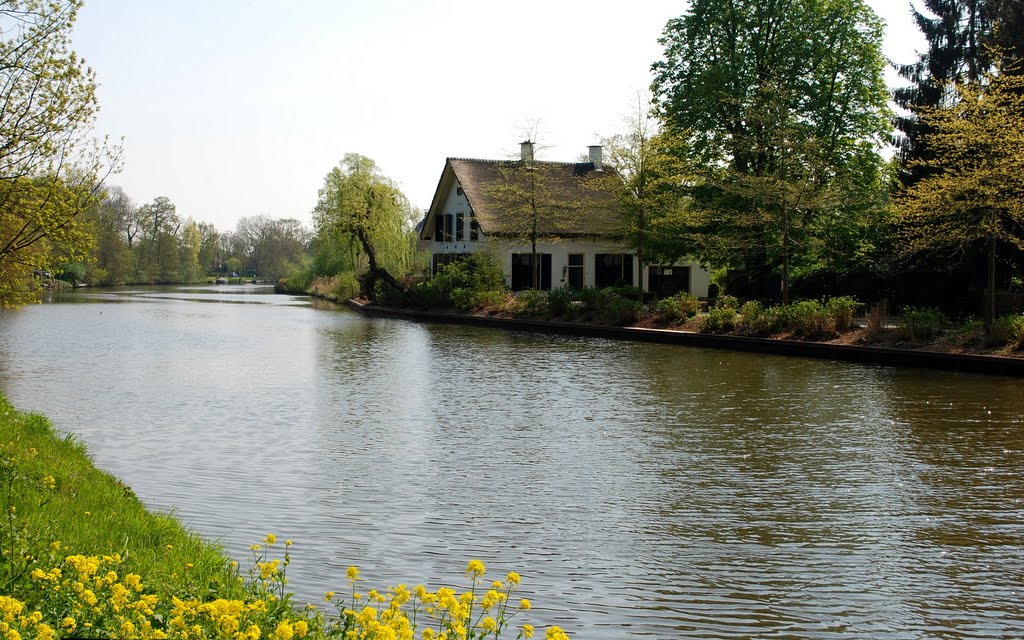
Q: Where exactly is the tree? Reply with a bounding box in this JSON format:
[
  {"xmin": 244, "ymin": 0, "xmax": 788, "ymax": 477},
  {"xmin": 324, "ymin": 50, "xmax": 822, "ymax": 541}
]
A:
[
  {"xmin": 894, "ymin": 0, "xmax": 993, "ymax": 183},
  {"xmin": 135, "ymin": 196, "xmax": 180, "ymax": 283},
  {"xmin": 896, "ymin": 69, "xmax": 1024, "ymax": 329},
  {"xmin": 234, "ymin": 215, "xmax": 309, "ymax": 281},
  {"xmin": 0, "ymin": 0, "xmax": 113, "ymax": 305},
  {"xmin": 312, "ymin": 154, "xmax": 415, "ymax": 298},
  {"xmin": 602, "ymin": 94, "xmax": 697, "ymax": 301},
  {"xmin": 651, "ymin": 0, "xmax": 891, "ymax": 299}
]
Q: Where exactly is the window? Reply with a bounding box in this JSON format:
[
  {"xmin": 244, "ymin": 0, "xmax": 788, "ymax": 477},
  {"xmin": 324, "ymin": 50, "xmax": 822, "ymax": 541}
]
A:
[
  {"xmin": 469, "ymin": 211, "xmax": 479, "ymax": 241},
  {"xmin": 594, "ymin": 253, "xmax": 634, "ymax": 288},
  {"xmin": 567, "ymin": 253, "xmax": 584, "ymax": 289},
  {"xmin": 649, "ymin": 265, "xmax": 691, "ymax": 297},
  {"xmin": 511, "ymin": 253, "xmax": 552, "ymax": 291},
  {"xmin": 456, "ymin": 212, "xmax": 464, "ymax": 241},
  {"xmin": 456, "ymin": 185, "xmax": 464, "ymax": 196},
  {"xmin": 434, "ymin": 214, "xmax": 453, "ymax": 242}
]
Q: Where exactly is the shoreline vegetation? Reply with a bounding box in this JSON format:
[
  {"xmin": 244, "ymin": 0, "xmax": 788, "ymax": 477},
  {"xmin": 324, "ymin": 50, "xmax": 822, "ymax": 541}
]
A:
[
  {"xmin": 296, "ymin": 259, "xmax": 1024, "ymax": 376},
  {"xmin": 0, "ymin": 393, "xmax": 566, "ymax": 640}
]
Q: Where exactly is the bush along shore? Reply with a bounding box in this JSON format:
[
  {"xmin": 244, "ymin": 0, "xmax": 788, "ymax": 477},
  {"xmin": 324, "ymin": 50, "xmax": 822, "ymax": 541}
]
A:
[
  {"xmin": 0, "ymin": 393, "xmax": 566, "ymax": 640},
  {"xmin": 325, "ymin": 255, "xmax": 1024, "ymax": 367}
]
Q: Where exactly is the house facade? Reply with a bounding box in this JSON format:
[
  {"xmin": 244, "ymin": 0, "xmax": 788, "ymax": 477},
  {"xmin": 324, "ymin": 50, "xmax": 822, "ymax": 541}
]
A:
[{"xmin": 418, "ymin": 143, "xmax": 710, "ymax": 297}]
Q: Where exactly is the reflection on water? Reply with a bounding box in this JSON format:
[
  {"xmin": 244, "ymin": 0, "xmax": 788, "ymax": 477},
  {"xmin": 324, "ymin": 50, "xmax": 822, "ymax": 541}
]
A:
[{"xmin": 1, "ymin": 286, "xmax": 1023, "ymax": 638}]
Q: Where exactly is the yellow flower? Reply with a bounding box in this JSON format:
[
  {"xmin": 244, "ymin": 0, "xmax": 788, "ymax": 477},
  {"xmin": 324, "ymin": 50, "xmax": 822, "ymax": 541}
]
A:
[
  {"xmin": 323, "ymin": 591, "xmax": 335, "ymax": 602},
  {"xmin": 274, "ymin": 621, "xmax": 294, "ymax": 640},
  {"xmin": 121, "ymin": 620, "xmax": 136, "ymax": 636},
  {"xmin": 422, "ymin": 629, "xmax": 435, "ymax": 640},
  {"xmin": 506, "ymin": 571, "xmax": 520, "ymax": 587},
  {"xmin": 346, "ymin": 566, "xmax": 360, "ymax": 582},
  {"xmin": 285, "ymin": 539, "xmax": 293, "ymax": 547},
  {"xmin": 522, "ymin": 624, "xmax": 534, "ymax": 639},
  {"xmin": 465, "ymin": 560, "xmax": 486, "ymax": 579},
  {"xmin": 480, "ymin": 617, "xmax": 497, "ymax": 633},
  {"xmin": 544, "ymin": 626, "xmax": 568, "ymax": 640},
  {"xmin": 245, "ymin": 625, "xmax": 261, "ymax": 640},
  {"xmin": 293, "ymin": 620, "xmax": 308, "ymax": 638},
  {"xmin": 265, "ymin": 533, "xmax": 277, "ymax": 545},
  {"xmin": 49, "ymin": 541, "xmax": 61, "ymax": 553},
  {"xmin": 125, "ymin": 573, "xmax": 144, "ymax": 591},
  {"xmin": 519, "ymin": 598, "xmax": 531, "ymax": 611},
  {"xmin": 250, "ymin": 545, "xmax": 262, "ymax": 552},
  {"xmin": 61, "ymin": 617, "xmax": 76, "ymax": 632},
  {"xmin": 40, "ymin": 475, "xmax": 55, "ymax": 490}
]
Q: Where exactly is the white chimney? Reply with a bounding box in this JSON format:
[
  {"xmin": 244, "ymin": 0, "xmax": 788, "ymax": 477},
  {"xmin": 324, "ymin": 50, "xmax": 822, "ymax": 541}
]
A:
[
  {"xmin": 520, "ymin": 140, "xmax": 534, "ymax": 162},
  {"xmin": 588, "ymin": 145, "xmax": 603, "ymax": 170}
]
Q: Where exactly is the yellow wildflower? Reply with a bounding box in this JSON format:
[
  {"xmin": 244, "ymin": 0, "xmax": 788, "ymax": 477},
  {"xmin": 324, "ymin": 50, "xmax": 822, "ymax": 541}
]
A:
[
  {"xmin": 522, "ymin": 624, "xmax": 534, "ymax": 639},
  {"xmin": 265, "ymin": 533, "xmax": 277, "ymax": 545},
  {"xmin": 82, "ymin": 590, "xmax": 97, "ymax": 607},
  {"xmin": 125, "ymin": 573, "xmax": 144, "ymax": 591},
  {"xmin": 545, "ymin": 627, "xmax": 568, "ymax": 640},
  {"xmin": 422, "ymin": 629, "xmax": 435, "ymax": 640},
  {"xmin": 465, "ymin": 559, "xmax": 486, "ymax": 578},
  {"xmin": 245, "ymin": 625, "xmax": 261, "ymax": 640},
  {"xmin": 120, "ymin": 620, "xmax": 136, "ymax": 636},
  {"xmin": 40, "ymin": 475, "xmax": 55, "ymax": 490},
  {"xmin": 506, "ymin": 571, "xmax": 520, "ymax": 587},
  {"xmin": 346, "ymin": 566, "xmax": 360, "ymax": 582},
  {"xmin": 0, "ymin": 593, "xmax": 24, "ymax": 618},
  {"xmin": 250, "ymin": 545, "xmax": 262, "ymax": 552},
  {"xmin": 293, "ymin": 620, "xmax": 308, "ymax": 638},
  {"xmin": 285, "ymin": 539, "xmax": 293, "ymax": 547},
  {"xmin": 480, "ymin": 617, "xmax": 497, "ymax": 633},
  {"xmin": 274, "ymin": 621, "xmax": 294, "ymax": 640},
  {"xmin": 49, "ymin": 541, "xmax": 61, "ymax": 553},
  {"xmin": 6, "ymin": 629, "xmax": 22, "ymax": 640},
  {"xmin": 324, "ymin": 591, "xmax": 335, "ymax": 602},
  {"xmin": 61, "ymin": 618, "xmax": 76, "ymax": 632},
  {"xmin": 520, "ymin": 598, "xmax": 531, "ymax": 611}
]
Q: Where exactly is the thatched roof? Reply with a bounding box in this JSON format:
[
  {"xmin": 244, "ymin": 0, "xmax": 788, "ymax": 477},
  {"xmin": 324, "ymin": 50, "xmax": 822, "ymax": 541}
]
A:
[{"xmin": 426, "ymin": 157, "xmax": 625, "ymax": 239}]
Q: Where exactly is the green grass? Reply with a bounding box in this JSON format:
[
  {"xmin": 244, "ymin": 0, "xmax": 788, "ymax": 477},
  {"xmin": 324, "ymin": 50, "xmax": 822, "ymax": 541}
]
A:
[{"xmin": 0, "ymin": 393, "xmax": 242, "ymax": 604}]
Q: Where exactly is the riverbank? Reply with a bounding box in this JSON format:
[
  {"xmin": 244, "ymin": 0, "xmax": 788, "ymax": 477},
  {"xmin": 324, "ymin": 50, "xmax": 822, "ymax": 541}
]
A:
[
  {"xmin": 346, "ymin": 300, "xmax": 1024, "ymax": 377},
  {"xmin": 0, "ymin": 392, "xmax": 562, "ymax": 640}
]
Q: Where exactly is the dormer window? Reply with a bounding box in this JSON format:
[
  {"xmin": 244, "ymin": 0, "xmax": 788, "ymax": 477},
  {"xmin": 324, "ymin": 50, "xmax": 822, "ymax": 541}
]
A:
[{"xmin": 456, "ymin": 185, "xmax": 464, "ymax": 196}]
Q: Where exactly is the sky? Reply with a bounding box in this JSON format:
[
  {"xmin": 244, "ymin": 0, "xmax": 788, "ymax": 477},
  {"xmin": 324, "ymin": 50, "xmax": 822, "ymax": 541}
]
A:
[{"xmin": 71, "ymin": 0, "xmax": 928, "ymax": 233}]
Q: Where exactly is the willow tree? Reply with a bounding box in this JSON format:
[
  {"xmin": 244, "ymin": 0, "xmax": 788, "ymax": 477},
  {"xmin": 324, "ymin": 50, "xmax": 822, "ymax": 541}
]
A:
[
  {"xmin": 0, "ymin": 0, "xmax": 113, "ymax": 306},
  {"xmin": 896, "ymin": 70, "xmax": 1024, "ymax": 329},
  {"xmin": 312, "ymin": 154, "xmax": 415, "ymax": 298}
]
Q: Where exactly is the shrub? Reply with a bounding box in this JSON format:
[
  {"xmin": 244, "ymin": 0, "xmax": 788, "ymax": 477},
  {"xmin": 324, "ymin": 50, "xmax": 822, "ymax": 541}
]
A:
[
  {"xmin": 824, "ymin": 296, "xmax": 860, "ymax": 332},
  {"xmin": 517, "ymin": 289, "xmax": 549, "ymax": 317},
  {"xmin": 546, "ymin": 287, "xmax": 576, "ymax": 318},
  {"xmin": 789, "ymin": 300, "xmax": 836, "ymax": 338},
  {"xmin": 700, "ymin": 306, "xmax": 737, "ymax": 333},
  {"xmin": 596, "ymin": 296, "xmax": 643, "ymax": 325},
  {"xmin": 469, "ymin": 289, "xmax": 514, "ymax": 313},
  {"xmin": 715, "ymin": 294, "xmax": 740, "ymax": 310},
  {"xmin": 989, "ymin": 314, "xmax": 1024, "ymax": 349},
  {"xmin": 657, "ymin": 292, "xmax": 701, "ymax": 323},
  {"xmin": 898, "ymin": 306, "xmax": 946, "ymax": 345},
  {"xmin": 418, "ymin": 254, "xmax": 507, "ymax": 308},
  {"xmin": 735, "ymin": 301, "xmax": 788, "ymax": 335}
]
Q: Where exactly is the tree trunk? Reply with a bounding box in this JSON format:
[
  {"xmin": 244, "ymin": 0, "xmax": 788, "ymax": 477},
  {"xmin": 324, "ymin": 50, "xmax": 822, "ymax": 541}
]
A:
[{"xmin": 985, "ymin": 232, "xmax": 996, "ymax": 332}]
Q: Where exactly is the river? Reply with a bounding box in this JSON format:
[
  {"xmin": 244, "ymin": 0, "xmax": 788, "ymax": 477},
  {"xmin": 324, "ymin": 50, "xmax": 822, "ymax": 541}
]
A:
[{"xmin": 1, "ymin": 285, "xmax": 1022, "ymax": 638}]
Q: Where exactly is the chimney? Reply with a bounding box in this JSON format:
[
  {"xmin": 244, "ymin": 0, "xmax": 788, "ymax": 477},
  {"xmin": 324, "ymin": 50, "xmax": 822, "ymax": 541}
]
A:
[
  {"xmin": 520, "ymin": 140, "xmax": 534, "ymax": 163},
  {"xmin": 588, "ymin": 145, "xmax": 603, "ymax": 171}
]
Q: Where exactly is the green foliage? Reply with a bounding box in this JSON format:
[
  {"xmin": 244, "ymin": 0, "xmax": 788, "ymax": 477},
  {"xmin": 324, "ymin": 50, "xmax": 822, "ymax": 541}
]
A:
[
  {"xmin": 416, "ymin": 254, "xmax": 507, "ymax": 310},
  {"xmin": 824, "ymin": 296, "xmax": 860, "ymax": 332},
  {"xmin": 715, "ymin": 295, "xmax": 739, "ymax": 310},
  {"xmin": 651, "ymin": 0, "xmax": 891, "ymax": 297},
  {"xmin": 898, "ymin": 306, "xmax": 947, "ymax": 344},
  {"xmin": 988, "ymin": 314, "xmax": 1024, "ymax": 349},
  {"xmin": 656, "ymin": 292, "xmax": 701, "ymax": 323},
  {"xmin": 312, "ymin": 154, "xmax": 417, "ymax": 284},
  {"xmin": 700, "ymin": 306, "xmax": 737, "ymax": 333},
  {"xmin": 517, "ymin": 289, "xmax": 549, "ymax": 317}
]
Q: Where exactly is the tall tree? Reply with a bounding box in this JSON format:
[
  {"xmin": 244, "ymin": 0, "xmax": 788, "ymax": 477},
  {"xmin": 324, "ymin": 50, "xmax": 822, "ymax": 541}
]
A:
[
  {"xmin": 894, "ymin": 0, "xmax": 993, "ymax": 182},
  {"xmin": 312, "ymin": 154, "xmax": 415, "ymax": 298},
  {"xmin": 896, "ymin": 69, "xmax": 1024, "ymax": 329},
  {"xmin": 651, "ymin": 0, "xmax": 890, "ymax": 299},
  {"xmin": 0, "ymin": 0, "xmax": 114, "ymax": 305}
]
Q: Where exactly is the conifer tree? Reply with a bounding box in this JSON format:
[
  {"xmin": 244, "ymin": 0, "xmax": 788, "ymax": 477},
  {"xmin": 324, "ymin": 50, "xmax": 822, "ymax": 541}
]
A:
[{"xmin": 894, "ymin": 0, "xmax": 992, "ymax": 183}]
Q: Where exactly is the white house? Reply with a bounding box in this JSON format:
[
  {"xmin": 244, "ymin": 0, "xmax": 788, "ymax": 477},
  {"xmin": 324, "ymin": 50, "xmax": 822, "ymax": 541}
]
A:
[{"xmin": 418, "ymin": 142, "xmax": 710, "ymax": 297}]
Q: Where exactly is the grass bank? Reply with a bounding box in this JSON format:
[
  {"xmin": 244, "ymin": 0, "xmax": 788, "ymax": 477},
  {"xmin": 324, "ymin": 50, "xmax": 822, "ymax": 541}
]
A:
[{"xmin": 0, "ymin": 393, "xmax": 560, "ymax": 640}]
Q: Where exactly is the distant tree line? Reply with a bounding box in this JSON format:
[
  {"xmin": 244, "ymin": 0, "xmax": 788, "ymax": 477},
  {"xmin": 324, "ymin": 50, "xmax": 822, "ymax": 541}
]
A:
[{"xmin": 77, "ymin": 186, "xmax": 312, "ymax": 286}]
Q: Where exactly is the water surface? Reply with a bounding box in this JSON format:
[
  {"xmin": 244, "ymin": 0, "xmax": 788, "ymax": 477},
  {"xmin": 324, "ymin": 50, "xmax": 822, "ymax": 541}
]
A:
[{"xmin": 1, "ymin": 285, "xmax": 1022, "ymax": 638}]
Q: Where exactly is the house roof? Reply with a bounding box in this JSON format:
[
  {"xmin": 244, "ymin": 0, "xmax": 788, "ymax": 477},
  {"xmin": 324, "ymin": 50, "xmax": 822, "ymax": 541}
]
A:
[{"xmin": 424, "ymin": 157, "xmax": 625, "ymax": 239}]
